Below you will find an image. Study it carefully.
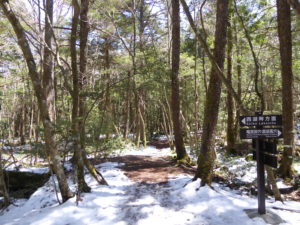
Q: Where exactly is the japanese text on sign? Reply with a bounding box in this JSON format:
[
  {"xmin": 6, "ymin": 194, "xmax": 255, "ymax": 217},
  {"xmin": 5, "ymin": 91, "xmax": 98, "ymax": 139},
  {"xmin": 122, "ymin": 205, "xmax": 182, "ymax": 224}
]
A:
[{"xmin": 240, "ymin": 115, "xmax": 282, "ymax": 126}]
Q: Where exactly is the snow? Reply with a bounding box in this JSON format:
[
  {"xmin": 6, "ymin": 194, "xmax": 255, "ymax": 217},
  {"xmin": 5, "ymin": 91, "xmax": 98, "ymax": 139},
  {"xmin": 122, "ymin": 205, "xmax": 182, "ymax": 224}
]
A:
[
  {"xmin": 119, "ymin": 146, "xmax": 172, "ymax": 157},
  {"xmin": 294, "ymin": 162, "xmax": 300, "ymax": 174},
  {"xmin": 5, "ymin": 166, "xmax": 49, "ymax": 174},
  {"xmin": 1, "ymin": 147, "xmax": 300, "ymax": 225}
]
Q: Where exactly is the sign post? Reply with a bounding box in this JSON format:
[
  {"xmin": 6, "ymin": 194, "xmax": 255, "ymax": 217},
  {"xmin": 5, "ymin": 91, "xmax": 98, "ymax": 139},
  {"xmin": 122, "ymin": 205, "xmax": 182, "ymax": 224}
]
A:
[
  {"xmin": 240, "ymin": 113, "xmax": 282, "ymax": 215},
  {"xmin": 256, "ymin": 138, "xmax": 266, "ymax": 214}
]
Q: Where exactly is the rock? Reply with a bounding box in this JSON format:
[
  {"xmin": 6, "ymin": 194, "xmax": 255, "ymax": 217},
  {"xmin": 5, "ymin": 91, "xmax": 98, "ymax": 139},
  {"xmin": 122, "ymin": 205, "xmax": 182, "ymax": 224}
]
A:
[{"xmin": 4, "ymin": 170, "xmax": 50, "ymax": 198}]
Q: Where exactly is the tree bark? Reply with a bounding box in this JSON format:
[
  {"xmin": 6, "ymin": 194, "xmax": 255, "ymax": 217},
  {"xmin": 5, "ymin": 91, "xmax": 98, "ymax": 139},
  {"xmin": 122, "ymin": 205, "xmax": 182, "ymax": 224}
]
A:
[
  {"xmin": 70, "ymin": 0, "xmax": 91, "ymax": 194},
  {"xmin": 277, "ymin": 0, "xmax": 295, "ymax": 178},
  {"xmin": 171, "ymin": 0, "xmax": 189, "ymax": 161},
  {"xmin": 0, "ymin": 152, "xmax": 10, "ymax": 207},
  {"xmin": 233, "ymin": 19, "xmax": 242, "ymax": 143},
  {"xmin": 194, "ymin": 0, "xmax": 229, "ymax": 186},
  {"xmin": 265, "ymin": 165, "xmax": 282, "ymax": 201},
  {"xmin": 0, "ymin": 0, "xmax": 73, "ymax": 202},
  {"xmin": 79, "ymin": 0, "xmax": 107, "ymax": 186},
  {"xmin": 43, "ymin": 0, "xmax": 56, "ymax": 122},
  {"xmin": 226, "ymin": 0, "xmax": 236, "ymax": 154}
]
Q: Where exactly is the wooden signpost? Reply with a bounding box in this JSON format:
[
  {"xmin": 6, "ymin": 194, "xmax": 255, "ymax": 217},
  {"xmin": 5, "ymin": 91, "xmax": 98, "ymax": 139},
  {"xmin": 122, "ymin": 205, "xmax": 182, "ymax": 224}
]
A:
[{"xmin": 240, "ymin": 113, "xmax": 283, "ymax": 215}]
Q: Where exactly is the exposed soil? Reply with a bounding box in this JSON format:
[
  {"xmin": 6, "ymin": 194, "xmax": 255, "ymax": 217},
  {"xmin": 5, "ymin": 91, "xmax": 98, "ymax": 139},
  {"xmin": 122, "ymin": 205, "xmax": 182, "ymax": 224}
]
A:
[
  {"xmin": 93, "ymin": 153, "xmax": 300, "ymax": 202},
  {"xmin": 94, "ymin": 155, "xmax": 196, "ymax": 183}
]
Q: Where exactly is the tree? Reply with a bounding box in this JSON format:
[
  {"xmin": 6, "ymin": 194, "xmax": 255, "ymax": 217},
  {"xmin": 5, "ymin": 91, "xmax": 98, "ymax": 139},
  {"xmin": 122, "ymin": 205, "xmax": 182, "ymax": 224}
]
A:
[
  {"xmin": 70, "ymin": 0, "xmax": 107, "ymax": 191},
  {"xmin": 43, "ymin": 0, "xmax": 55, "ymax": 122},
  {"xmin": 226, "ymin": 0, "xmax": 236, "ymax": 154},
  {"xmin": 70, "ymin": 0, "xmax": 91, "ymax": 194},
  {"xmin": 0, "ymin": 151, "xmax": 9, "ymax": 207},
  {"xmin": 171, "ymin": 0, "xmax": 189, "ymax": 161},
  {"xmin": 193, "ymin": 0, "xmax": 229, "ymax": 185},
  {"xmin": 0, "ymin": 0, "xmax": 73, "ymax": 202},
  {"xmin": 277, "ymin": 0, "xmax": 295, "ymax": 178}
]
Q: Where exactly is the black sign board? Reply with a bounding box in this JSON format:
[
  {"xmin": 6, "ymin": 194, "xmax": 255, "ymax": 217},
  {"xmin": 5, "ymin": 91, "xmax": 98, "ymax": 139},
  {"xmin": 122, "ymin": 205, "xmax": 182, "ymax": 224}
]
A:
[
  {"xmin": 252, "ymin": 141, "xmax": 278, "ymax": 154},
  {"xmin": 242, "ymin": 113, "xmax": 282, "ymax": 215},
  {"xmin": 240, "ymin": 115, "xmax": 282, "ymax": 127},
  {"xmin": 264, "ymin": 142, "xmax": 278, "ymax": 154},
  {"xmin": 264, "ymin": 154, "xmax": 278, "ymax": 168},
  {"xmin": 253, "ymin": 152, "xmax": 278, "ymax": 168},
  {"xmin": 240, "ymin": 128, "xmax": 283, "ymax": 139}
]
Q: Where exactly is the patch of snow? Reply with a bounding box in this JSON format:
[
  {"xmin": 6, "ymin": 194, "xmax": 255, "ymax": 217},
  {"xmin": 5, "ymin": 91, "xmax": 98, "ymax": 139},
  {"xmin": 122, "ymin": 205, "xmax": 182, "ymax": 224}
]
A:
[
  {"xmin": 277, "ymin": 180, "xmax": 293, "ymax": 189},
  {"xmin": 294, "ymin": 162, "xmax": 300, "ymax": 174},
  {"xmin": 118, "ymin": 146, "xmax": 172, "ymax": 157},
  {"xmin": 5, "ymin": 165, "xmax": 49, "ymax": 174}
]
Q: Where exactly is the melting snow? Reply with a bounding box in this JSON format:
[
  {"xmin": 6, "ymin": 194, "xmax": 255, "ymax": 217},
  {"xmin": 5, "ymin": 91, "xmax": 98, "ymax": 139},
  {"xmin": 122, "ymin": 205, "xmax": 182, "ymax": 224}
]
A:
[{"xmin": 0, "ymin": 147, "xmax": 299, "ymax": 225}]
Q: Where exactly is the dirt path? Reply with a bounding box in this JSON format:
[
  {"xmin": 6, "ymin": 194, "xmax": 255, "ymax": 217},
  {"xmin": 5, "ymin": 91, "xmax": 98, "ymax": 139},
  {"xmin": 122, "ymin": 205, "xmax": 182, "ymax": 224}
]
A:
[
  {"xmin": 94, "ymin": 155, "xmax": 196, "ymax": 183},
  {"xmin": 94, "ymin": 155, "xmax": 197, "ymax": 224}
]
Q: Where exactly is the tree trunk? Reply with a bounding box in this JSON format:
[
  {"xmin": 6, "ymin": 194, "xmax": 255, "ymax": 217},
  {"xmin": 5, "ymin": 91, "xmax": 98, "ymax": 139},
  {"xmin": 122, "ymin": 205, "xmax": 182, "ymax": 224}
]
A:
[
  {"xmin": 0, "ymin": 0, "xmax": 73, "ymax": 202},
  {"xmin": 20, "ymin": 103, "xmax": 26, "ymax": 145},
  {"xmin": 104, "ymin": 38, "xmax": 112, "ymax": 139},
  {"xmin": 226, "ymin": 0, "xmax": 236, "ymax": 154},
  {"xmin": 0, "ymin": 152, "xmax": 10, "ymax": 208},
  {"xmin": 277, "ymin": 0, "xmax": 295, "ymax": 178},
  {"xmin": 265, "ymin": 166, "xmax": 282, "ymax": 201},
  {"xmin": 43, "ymin": 0, "xmax": 56, "ymax": 122},
  {"xmin": 171, "ymin": 0, "xmax": 189, "ymax": 161},
  {"xmin": 123, "ymin": 72, "xmax": 131, "ymax": 139},
  {"xmin": 233, "ymin": 19, "xmax": 242, "ymax": 143},
  {"xmin": 194, "ymin": 0, "xmax": 229, "ymax": 186},
  {"xmin": 78, "ymin": 0, "xmax": 107, "ymax": 187},
  {"xmin": 70, "ymin": 0, "xmax": 91, "ymax": 193}
]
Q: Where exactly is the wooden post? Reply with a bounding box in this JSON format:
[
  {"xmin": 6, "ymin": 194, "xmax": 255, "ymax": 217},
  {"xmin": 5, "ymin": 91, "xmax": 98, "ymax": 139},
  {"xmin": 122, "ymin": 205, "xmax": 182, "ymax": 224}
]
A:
[
  {"xmin": 256, "ymin": 138, "xmax": 266, "ymax": 214},
  {"xmin": 255, "ymin": 112, "xmax": 266, "ymax": 214}
]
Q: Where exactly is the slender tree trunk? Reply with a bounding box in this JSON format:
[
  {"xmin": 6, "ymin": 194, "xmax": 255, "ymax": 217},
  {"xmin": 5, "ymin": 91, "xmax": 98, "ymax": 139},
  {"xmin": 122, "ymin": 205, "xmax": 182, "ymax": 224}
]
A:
[
  {"xmin": 233, "ymin": 19, "xmax": 242, "ymax": 143},
  {"xmin": 78, "ymin": 0, "xmax": 107, "ymax": 186},
  {"xmin": 104, "ymin": 38, "xmax": 111, "ymax": 138},
  {"xmin": 171, "ymin": 0, "xmax": 189, "ymax": 161},
  {"xmin": 139, "ymin": 97, "xmax": 147, "ymax": 147},
  {"xmin": 194, "ymin": 0, "xmax": 229, "ymax": 186},
  {"xmin": 0, "ymin": 0, "xmax": 73, "ymax": 202},
  {"xmin": 0, "ymin": 151, "xmax": 10, "ymax": 207},
  {"xmin": 124, "ymin": 72, "xmax": 131, "ymax": 139},
  {"xmin": 277, "ymin": 0, "xmax": 295, "ymax": 178},
  {"xmin": 43, "ymin": 0, "xmax": 55, "ymax": 122},
  {"xmin": 20, "ymin": 103, "xmax": 25, "ymax": 145},
  {"xmin": 226, "ymin": 0, "xmax": 236, "ymax": 154},
  {"xmin": 266, "ymin": 165, "xmax": 282, "ymax": 201},
  {"xmin": 70, "ymin": 0, "xmax": 87, "ymax": 194}
]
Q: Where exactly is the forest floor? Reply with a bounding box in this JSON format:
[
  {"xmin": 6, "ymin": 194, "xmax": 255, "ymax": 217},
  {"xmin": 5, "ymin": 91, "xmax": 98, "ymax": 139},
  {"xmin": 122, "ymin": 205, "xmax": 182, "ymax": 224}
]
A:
[
  {"xmin": 1, "ymin": 146, "xmax": 300, "ymax": 225},
  {"xmin": 93, "ymin": 154, "xmax": 196, "ymax": 183}
]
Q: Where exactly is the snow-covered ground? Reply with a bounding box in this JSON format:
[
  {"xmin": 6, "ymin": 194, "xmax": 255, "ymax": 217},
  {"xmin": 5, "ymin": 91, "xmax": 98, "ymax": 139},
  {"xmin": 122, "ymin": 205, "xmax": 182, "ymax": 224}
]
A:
[{"xmin": 0, "ymin": 146, "xmax": 300, "ymax": 225}]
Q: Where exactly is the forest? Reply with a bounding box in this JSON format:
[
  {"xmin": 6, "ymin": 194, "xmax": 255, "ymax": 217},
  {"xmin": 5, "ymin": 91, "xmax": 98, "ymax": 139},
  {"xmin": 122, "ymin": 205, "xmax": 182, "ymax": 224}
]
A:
[{"xmin": 0, "ymin": 0, "xmax": 300, "ymax": 224}]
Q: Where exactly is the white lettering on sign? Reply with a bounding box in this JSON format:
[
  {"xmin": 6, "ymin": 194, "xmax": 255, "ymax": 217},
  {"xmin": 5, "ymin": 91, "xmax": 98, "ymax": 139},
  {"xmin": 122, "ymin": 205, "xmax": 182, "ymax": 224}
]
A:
[
  {"xmin": 240, "ymin": 128, "xmax": 283, "ymax": 139},
  {"xmin": 240, "ymin": 115, "xmax": 282, "ymax": 126}
]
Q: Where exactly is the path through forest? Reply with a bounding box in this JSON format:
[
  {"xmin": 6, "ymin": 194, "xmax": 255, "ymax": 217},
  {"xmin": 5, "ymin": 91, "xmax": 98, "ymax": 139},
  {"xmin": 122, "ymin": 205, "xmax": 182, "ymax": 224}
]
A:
[
  {"xmin": 1, "ymin": 147, "xmax": 300, "ymax": 225},
  {"xmin": 94, "ymin": 154, "xmax": 197, "ymax": 224},
  {"xmin": 95, "ymin": 155, "xmax": 196, "ymax": 183}
]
